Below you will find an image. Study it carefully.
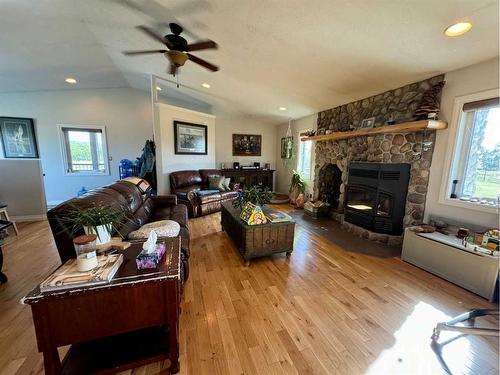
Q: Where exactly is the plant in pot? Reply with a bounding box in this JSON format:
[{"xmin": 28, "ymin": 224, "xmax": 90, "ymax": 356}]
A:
[
  {"xmin": 233, "ymin": 185, "xmax": 273, "ymax": 225},
  {"xmin": 289, "ymin": 170, "xmax": 306, "ymax": 206},
  {"xmin": 66, "ymin": 203, "xmax": 125, "ymax": 245}
]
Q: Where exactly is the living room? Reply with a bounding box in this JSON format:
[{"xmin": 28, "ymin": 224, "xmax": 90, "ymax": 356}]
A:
[{"xmin": 0, "ymin": 1, "xmax": 499, "ymax": 374}]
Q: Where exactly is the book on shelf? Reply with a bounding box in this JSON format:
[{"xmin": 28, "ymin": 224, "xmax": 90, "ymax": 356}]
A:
[{"xmin": 40, "ymin": 254, "xmax": 123, "ymax": 292}]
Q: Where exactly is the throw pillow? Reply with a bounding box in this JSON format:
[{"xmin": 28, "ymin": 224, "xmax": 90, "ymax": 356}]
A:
[
  {"xmin": 127, "ymin": 220, "xmax": 180, "ymax": 240},
  {"xmin": 208, "ymin": 176, "xmax": 225, "ymax": 191},
  {"xmin": 223, "ymin": 177, "xmax": 231, "ymax": 191}
]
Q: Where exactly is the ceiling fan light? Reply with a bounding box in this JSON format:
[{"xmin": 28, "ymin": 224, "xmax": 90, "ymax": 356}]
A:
[{"xmin": 166, "ymin": 50, "xmax": 189, "ymax": 67}]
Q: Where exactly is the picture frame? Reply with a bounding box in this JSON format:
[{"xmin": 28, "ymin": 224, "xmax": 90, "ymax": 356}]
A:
[
  {"xmin": 232, "ymin": 134, "xmax": 262, "ymax": 156},
  {"xmin": 0, "ymin": 117, "xmax": 39, "ymax": 158},
  {"xmin": 174, "ymin": 121, "xmax": 207, "ymax": 155},
  {"xmin": 281, "ymin": 136, "xmax": 293, "ymax": 159},
  {"xmin": 361, "ymin": 117, "xmax": 375, "ymax": 128}
]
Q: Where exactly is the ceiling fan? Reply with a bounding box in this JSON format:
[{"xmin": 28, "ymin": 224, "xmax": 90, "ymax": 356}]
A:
[{"xmin": 123, "ymin": 23, "xmax": 219, "ymax": 76}]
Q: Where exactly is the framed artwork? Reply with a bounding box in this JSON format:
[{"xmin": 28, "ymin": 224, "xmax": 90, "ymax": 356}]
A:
[
  {"xmin": 174, "ymin": 121, "xmax": 207, "ymax": 155},
  {"xmin": 361, "ymin": 117, "xmax": 375, "ymax": 128},
  {"xmin": 0, "ymin": 117, "xmax": 39, "ymax": 158},
  {"xmin": 281, "ymin": 136, "xmax": 293, "ymax": 159},
  {"xmin": 232, "ymin": 134, "xmax": 261, "ymax": 156}
]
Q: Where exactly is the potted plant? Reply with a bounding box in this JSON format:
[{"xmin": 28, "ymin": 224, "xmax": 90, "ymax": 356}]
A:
[
  {"xmin": 233, "ymin": 185, "xmax": 273, "ymax": 225},
  {"xmin": 289, "ymin": 170, "xmax": 306, "ymax": 206},
  {"xmin": 232, "ymin": 185, "xmax": 273, "ymax": 210},
  {"xmin": 66, "ymin": 204, "xmax": 124, "ymax": 245}
]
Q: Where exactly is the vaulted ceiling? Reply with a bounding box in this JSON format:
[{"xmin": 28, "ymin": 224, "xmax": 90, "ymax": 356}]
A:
[{"xmin": 0, "ymin": 0, "xmax": 498, "ymax": 123}]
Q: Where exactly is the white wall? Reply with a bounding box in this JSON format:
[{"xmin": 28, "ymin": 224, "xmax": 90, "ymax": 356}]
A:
[
  {"xmin": 0, "ymin": 88, "xmax": 153, "ymax": 205},
  {"xmin": 275, "ymin": 114, "xmax": 317, "ymax": 193},
  {"xmin": 215, "ymin": 116, "xmax": 277, "ymax": 168},
  {"xmin": 425, "ymin": 57, "xmax": 499, "ymax": 227},
  {"xmin": 0, "ymin": 159, "xmax": 47, "ymax": 221},
  {"xmin": 155, "ymin": 103, "xmax": 216, "ymax": 194}
]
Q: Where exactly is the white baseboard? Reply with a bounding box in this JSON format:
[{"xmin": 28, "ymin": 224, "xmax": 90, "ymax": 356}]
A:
[{"xmin": 11, "ymin": 214, "xmax": 47, "ymax": 222}]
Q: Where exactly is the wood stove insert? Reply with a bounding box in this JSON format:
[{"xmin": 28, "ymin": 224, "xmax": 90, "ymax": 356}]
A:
[{"xmin": 345, "ymin": 162, "xmax": 410, "ymax": 235}]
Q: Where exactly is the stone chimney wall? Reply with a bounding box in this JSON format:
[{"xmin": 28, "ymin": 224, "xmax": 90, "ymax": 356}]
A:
[{"xmin": 313, "ymin": 75, "xmax": 444, "ymax": 228}]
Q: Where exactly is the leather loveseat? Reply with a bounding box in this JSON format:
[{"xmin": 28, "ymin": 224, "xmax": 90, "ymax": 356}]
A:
[
  {"xmin": 170, "ymin": 169, "xmax": 239, "ymax": 218},
  {"xmin": 47, "ymin": 180, "xmax": 191, "ymax": 282}
]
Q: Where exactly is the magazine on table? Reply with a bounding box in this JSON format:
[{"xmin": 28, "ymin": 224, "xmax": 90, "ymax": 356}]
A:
[
  {"xmin": 263, "ymin": 208, "xmax": 292, "ymax": 223},
  {"xmin": 40, "ymin": 254, "xmax": 123, "ymax": 292}
]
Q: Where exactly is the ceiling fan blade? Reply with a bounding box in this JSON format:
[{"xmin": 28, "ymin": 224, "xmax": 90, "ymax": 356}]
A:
[
  {"xmin": 187, "ymin": 40, "xmax": 218, "ymax": 51},
  {"xmin": 136, "ymin": 25, "xmax": 173, "ymax": 49},
  {"xmin": 187, "ymin": 53, "xmax": 219, "ymax": 72},
  {"xmin": 122, "ymin": 49, "xmax": 167, "ymax": 56}
]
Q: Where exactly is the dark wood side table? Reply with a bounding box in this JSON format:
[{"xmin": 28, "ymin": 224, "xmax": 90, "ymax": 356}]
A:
[
  {"xmin": 221, "ymin": 201, "xmax": 295, "ymax": 265},
  {"xmin": 22, "ymin": 237, "xmax": 181, "ymax": 375}
]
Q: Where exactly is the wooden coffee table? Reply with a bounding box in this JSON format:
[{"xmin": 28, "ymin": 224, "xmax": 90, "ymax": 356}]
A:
[
  {"xmin": 23, "ymin": 237, "xmax": 181, "ymax": 375},
  {"xmin": 221, "ymin": 201, "xmax": 295, "ymax": 265}
]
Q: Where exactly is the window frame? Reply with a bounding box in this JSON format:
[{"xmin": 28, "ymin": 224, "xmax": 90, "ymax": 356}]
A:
[
  {"xmin": 58, "ymin": 124, "xmax": 110, "ymax": 176},
  {"xmin": 438, "ymin": 88, "xmax": 499, "ymax": 214},
  {"xmin": 297, "ymin": 130, "xmax": 313, "ymax": 183}
]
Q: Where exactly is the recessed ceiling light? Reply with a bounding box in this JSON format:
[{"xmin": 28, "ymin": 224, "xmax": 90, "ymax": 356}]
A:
[
  {"xmin": 65, "ymin": 77, "xmax": 77, "ymax": 84},
  {"xmin": 444, "ymin": 21, "xmax": 472, "ymax": 37},
  {"xmin": 201, "ymin": 82, "xmax": 211, "ymax": 88},
  {"xmin": 156, "ymin": 86, "xmax": 162, "ymax": 91},
  {"xmin": 279, "ymin": 106, "xmax": 287, "ymax": 111}
]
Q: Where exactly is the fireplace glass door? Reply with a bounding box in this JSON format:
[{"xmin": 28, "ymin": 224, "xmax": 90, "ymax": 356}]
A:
[
  {"xmin": 376, "ymin": 192, "xmax": 393, "ymax": 217},
  {"xmin": 346, "ymin": 185, "xmax": 376, "ymax": 213}
]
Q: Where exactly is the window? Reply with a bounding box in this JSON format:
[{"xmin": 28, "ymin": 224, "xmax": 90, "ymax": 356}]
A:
[
  {"xmin": 60, "ymin": 126, "xmax": 109, "ymax": 175},
  {"xmin": 297, "ymin": 133, "xmax": 313, "ymax": 181},
  {"xmin": 443, "ymin": 92, "xmax": 499, "ymax": 209}
]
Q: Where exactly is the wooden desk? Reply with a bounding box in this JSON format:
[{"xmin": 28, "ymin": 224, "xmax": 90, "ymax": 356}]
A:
[{"xmin": 23, "ymin": 238, "xmax": 181, "ymax": 375}]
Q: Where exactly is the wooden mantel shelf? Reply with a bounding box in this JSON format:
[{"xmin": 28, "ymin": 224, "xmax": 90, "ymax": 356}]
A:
[{"xmin": 300, "ymin": 120, "xmax": 447, "ymax": 142}]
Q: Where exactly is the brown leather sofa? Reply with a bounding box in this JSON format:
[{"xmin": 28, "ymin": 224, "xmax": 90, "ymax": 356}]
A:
[
  {"xmin": 47, "ymin": 180, "xmax": 191, "ymax": 282},
  {"xmin": 170, "ymin": 169, "xmax": 239, "ymax": 217}
]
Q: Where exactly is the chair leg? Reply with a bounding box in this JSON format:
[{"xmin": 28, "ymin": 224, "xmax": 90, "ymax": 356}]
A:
[{"xmin": 1, "ymin": 209, "xmax": 18, "ymax": 236}]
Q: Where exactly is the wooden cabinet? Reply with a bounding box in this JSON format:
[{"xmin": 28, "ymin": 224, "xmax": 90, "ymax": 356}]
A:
[
  {"xmin": 221, "ymin": 202, "xmax": 295, "ymax": 265},
  {"xmin": 222, "ymin": 169, "xmax": 275, "ymax": 190}
]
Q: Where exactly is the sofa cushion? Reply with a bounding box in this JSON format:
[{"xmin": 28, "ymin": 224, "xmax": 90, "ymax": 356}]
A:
[
  {"xmin": 128, "ymin": 220, "xmax": 181, "ymax": 240},
  {"xmin": 170, "ymin": 170, "xmax": 202, "ymax": 189},
  {"xmin": 220, "ymin": 191, "xmax": 239, "ymax": 200},
  {"xmin": 222, "ymin": 177, "xmax": 231, "ymax": 191},
  {"xmin": 173, "ymin": 186, "xmax": 200, "ymax": 200},
  {"xmin": 107, "ymin": 180, "xmax": 145, "ymax": 213},
  {"xmin": 208, "ymin": 176, "xmax": 225, "ymax": 191},
  {"xmin": 199, "ymin": 169, "xmax": 223, "ymax": 187},
  {"xmin": 197, "ymin": 190, "xmax": 221, "ymax": 204}
]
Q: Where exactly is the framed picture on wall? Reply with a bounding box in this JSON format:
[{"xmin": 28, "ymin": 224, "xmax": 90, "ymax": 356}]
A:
[
  {"xmin": 232, "ymin": 134, "xmax": 261, "ymax": 156},
  {"xmin": 174, "ymin": 120, "xmax": 207, "ymax": 155},
  {"xmin": 0, "ymin": 117, "xmax": 39, "ymax": 158}
]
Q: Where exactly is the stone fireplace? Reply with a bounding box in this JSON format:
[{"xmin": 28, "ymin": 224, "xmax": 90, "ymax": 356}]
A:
[
  {"xmin": 317, "ymin": 163, "xmax": 342, "ymax": 209},
  {"xmin": 312, "ymin": 75, "xmax": 444, "ymax": 244}
]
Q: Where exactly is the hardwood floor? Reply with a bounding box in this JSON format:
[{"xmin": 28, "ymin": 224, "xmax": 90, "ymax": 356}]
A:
[{"xmin": 0, "ymin": 208, "xmax": 498, "ymax": 375}]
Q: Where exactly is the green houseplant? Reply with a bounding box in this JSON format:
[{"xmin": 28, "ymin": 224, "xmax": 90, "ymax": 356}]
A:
[
  {"xmin": 232, "ymin": 185, "xmax": 274, "ymax": 210},
  {"xmin": 289, "ymin": 170, "xmax": 306, "ymax": 204},
  {"xmin": 66, "ymin": 203, "xmax": 125, "ymax": 245}
]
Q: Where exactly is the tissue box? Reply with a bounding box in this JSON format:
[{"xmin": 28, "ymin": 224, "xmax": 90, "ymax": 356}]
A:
[{"xmin": 136, "ymin": 242, "xmax": 166, "ymax": 269}]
